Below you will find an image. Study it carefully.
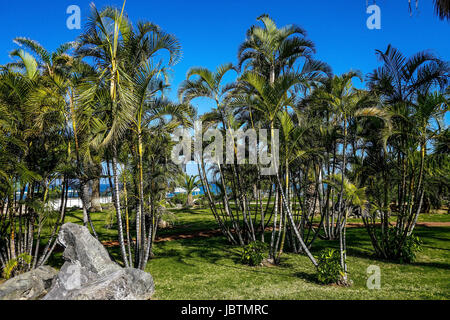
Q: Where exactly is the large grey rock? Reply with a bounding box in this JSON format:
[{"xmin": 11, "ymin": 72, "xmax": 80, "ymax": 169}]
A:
[
  {"xmin": 43, "ymin": 223, "xmax": 155, "ymax": 300},
  {"xmin": 0, "ymin": 266, "xmax": 58, "ymax": 300}
]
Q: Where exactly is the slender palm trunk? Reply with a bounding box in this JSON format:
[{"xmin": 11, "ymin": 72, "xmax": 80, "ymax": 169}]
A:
[
  {"xmin": 271, "ymin": 124, "xmax": 318, "ymax": 267},
  {"xmin": 136, "ymin": 132, "xmax": 147, "ymax": 269},
  {"xmin": 112, "ymin": 142, "xmax": 129, "ymax": 267},
  {"xmin": 90, "ymin": 176, "xmax": 103, "ymax": 212},
  {"xmin": 122, "ymin": 170, "xmax": 133, "ymax": 267}
]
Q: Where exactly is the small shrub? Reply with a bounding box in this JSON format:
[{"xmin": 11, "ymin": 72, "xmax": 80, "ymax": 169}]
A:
[
  {"xmin": 316, "ymin": 249, "xmax": 344, "ymax": 284},
  {"xmin": 380, "ymin": 229, "xmax": 423, "ymax": 264},
  {"xmin": 241, "ymin": 241, "xmax": 267, "ymax": 266},
  {"xmin": 2, "ymin": 253, "xmax": 33, "ymax": 280},
  {"xmin": 195, "ymin": 195, "xmax": 209, "ymax": 208},
  {"xmin": 171, "ymin": 193, "xmax": 187, "ymax": 206},
  {"xmin": 396, "ymin": 233, "xmax": 422, "ymax": 264},
  {"xmin": 104, "ymin": 209, "xmax": 116, "ymax": 229}
]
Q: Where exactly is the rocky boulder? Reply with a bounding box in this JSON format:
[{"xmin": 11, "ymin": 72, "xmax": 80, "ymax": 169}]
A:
[
  {"xmin": 0, "ymin": 266, "xmax": 58, "ymax": 300},
  {"xmin": 43, "ymin": 223, "xmax": 155, "ymax": 300}
]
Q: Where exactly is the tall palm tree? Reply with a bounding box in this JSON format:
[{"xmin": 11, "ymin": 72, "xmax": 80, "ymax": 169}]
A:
[
  {"xmin": 407, "ymin": 92, "xmax": 448, "ymax": 232},
  {"xmin": 234, "ymin": 70, "xmax": 319, "ymax": 266},
  {"xmin": 238, "ymin": 14, "xmax": 317, "ymax": 84},
  {"xmin": 365, "ymin": 45, "xmax": 449, "ymax": 260},
  {"xmin": 77, "ymin": 1, "xmax": 184, "ymax": 269},
  {"xmin": 76, "ymin": 1, "xmax": 135, "ymax": 266},
  {"xmin": 0, "ymin": 49, "xmax": 70, "ymax": 272},
  {"xmin": 10, "ymin": 37, "xmax": 103, "ymax": 237},
  {"xmin": 178, "ymin": 63, "xmax": 250, "ymax": 244}
]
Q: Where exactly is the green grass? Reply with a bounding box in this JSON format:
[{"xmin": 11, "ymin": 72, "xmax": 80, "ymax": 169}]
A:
[
  {"xmin": 418, "ymin": 213, "xmax": 450, "ymax": 223},
  {"xmin": 42, "ymin": 207, "xmax": 450, "ymax": 300},
  {"xmin": 146, "ymin": 226, "xmax": 450, "ymax": 300}
]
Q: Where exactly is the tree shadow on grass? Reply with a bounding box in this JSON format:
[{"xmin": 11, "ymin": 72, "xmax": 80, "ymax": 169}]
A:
[
  {"xmin": 169, "ymin": 208, "xmax": 209, "ymax": 215},
  {"xmin": 293, "ymin": 271, "xmax": 322, "ymax": 285},
  {"xmin": 422, "ymin": 245, "xmax": 450, "ymax": 251},
  {"xmin": 151, "ymin": 237, "xmax": 324, "ymax": 283},
  {"xmin": 151, "ymin": 237, "xmax": 234, "ymax": 267},
  {"xmin": 410, "ymin": 261, "xmax": 450, "ymax": 270}
]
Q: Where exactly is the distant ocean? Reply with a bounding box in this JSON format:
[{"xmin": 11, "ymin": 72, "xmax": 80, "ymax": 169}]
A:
[
  {"xmin": 19, "ymin": 183, "xmax": 220, "ymax": 199},
  {"xmin": 81, "ymin": 183, "xmax": 219, "ymax": 198}
]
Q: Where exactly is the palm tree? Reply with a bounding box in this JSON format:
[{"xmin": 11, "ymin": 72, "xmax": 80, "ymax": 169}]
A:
[
  {"xmin": 120, "ymin": 16, "xmax": 183, "ymax": 271},
  {"xmin": 435, "ymin": 0, "xmax": 450, "ymax": 20},
  {"xmin": 129, "ymin": 88, "xmax": 192, "ymax": 269},
  {"xmin": 0, "ymin": 49, "xmax": 70, "ymax": 273},
  {"xmin": 234, "ymin": 69, "xmax": 319, "ymax": 266},
  {"xmin": 407, "ymin": 92, "xmax": 448, "ymax": 233},
  {"xmin": 10, "ymin": 37, "xmax": 104, "ymax": 237},
  {"xmin": 325, "ymin": 173, "xmax": 367, "ymax": 282},
  {"xmin": 179, "ymin": 174, "xmax": 200, "ymax": 208},
  {"xmin": 179, "ymin": 63, "xmax": 249, "ymax": 244},
  {"xmin": 77, "ymin": 1, "xmax": 185, "ymax": 269},
  {"xmin": 238, "ymin": 14, "xmax": 318, "ymax": 84},
  {"xmin": 76, "ymin": 1, "xmax": 135, "ymax": 266},
  {"xmin": 365, "ymin": 45, "xmax": 449, "ymax": 260},
  {"xmin": 10, "ymin": 38, "xmax": 73, "ymax": 77}
]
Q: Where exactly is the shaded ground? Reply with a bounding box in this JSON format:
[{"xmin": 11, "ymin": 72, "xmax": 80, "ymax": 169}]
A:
[
  {"xmin": 102, "ymin": 229, "xmax": 223, "ymax": 247},
  {"xmin": 346, "ymin": 221, "xmax": 450, "ymax": 228},
  {"xmin": 101, "ymin": 221, "xmax": 450, "ymax": 247}
]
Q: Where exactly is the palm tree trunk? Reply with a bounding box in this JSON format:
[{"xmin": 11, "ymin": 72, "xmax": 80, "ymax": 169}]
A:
[
  {"xmin": 271, "ymin": 124, "xmax": 318, "ymax": 267},
  {"xmin": 135, "ymin": 133, "xmax": 145, "ymax": 267},
  {"xmin": 90, "ymin": 177, "xmax": 103, "ymax": 212},
  {"xmin": 39, "ymin": 179, "xmax": 69, "ymax": 267},
  {"xmin": 269, "ymin": 189, "xmax": 279, "ymax": 260},
  {"xmin": 406, "ymin": 141, "xmax": 426, "ymax": 236},
  {"xmin": 122, "ymin": 170, "xmax": 133, "ymax": 267},
  {"xmin": 112, "ymin": 142, "xmax": 129, "ymax": 268},
  {"xmin": 8, "ymin": 192, "xmax": 16, "ymax": 261}
]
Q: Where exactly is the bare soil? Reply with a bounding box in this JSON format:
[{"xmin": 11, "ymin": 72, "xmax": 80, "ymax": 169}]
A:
[{"xmin": 100, "ymin": 221, "xmax": 450, "ymax": 248}]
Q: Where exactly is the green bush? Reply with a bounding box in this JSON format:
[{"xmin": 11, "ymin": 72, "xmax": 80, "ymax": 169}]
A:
[
  {"xmin": 316, "ymin": 249, "xmax": 344, "ymax": 284},
  {"xmin": 241, "ymin": 241, "xmax": 267, "ymax": 266},
  {"xmin": 2, "ymin": 253, "xmax": 33, "ymax": 280},
  {"xmin": 195, "ymin": 195, "xmax": 209, "ymax": 208},
  {"xmin": 104, "ymin": 209, "xmax": 116, "ymax": 229},
  {"xmin": 400, "ymin": 234, "xmax": 422, "ymax": 263},
  {"xmin": 171, "ymin": 193, "xmax": 187, "ymax": 206},
  {"xmin": 387, "ymin": 230, "xmax": 422, "ymax": 264}
]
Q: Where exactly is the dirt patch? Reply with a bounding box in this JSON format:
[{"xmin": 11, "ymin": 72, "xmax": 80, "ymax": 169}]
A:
[
  {"xmin": 155, "ymin": 230, "xmax": 223, "ymax": 242},
  {"xmin": 417, "ymin": 222, "xmax": 450, "ymax": 227},
  {"xmin": 101, "ymin": 229, "xmax": 223, "ymax": 248},
  {"xmin": 100, "ymin": 222, "xmax": 450, "ymax": 248},
  {"xmin": 342, "ymin": 222, "xmax": 450, "ymax": 228}
]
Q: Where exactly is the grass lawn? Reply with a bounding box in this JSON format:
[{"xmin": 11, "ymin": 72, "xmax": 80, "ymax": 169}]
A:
[{"xmin": 44, "ymin": 207, "xmax": 449, "ymax": 300}]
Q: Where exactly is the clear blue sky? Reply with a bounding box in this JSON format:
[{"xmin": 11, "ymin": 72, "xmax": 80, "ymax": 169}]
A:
[
  {"xmin": 1, "ymin": 0, "xmax": 448, "ymax": 124},
  {"xmin": 1, "ymin": 0, "xmax": 448, "ymax": 176}
]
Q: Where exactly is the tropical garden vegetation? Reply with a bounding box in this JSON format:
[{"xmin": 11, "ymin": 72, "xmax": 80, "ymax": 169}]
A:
[{"xmin": 0, "ymin": 1, "xmax": 448, "ymax": 295}]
